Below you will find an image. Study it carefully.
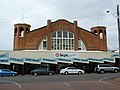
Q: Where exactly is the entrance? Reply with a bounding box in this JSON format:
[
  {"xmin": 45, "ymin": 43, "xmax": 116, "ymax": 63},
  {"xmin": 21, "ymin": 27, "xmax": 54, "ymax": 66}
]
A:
[{"xmin": 10, "ymin": 63, "xmax": 24, "ymax": 75}]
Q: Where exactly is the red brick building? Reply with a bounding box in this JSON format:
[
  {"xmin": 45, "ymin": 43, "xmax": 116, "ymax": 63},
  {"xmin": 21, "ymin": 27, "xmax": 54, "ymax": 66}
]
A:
[{"xmin": 14, "ymin": 19, "xmax": 107, "ymax": 51}]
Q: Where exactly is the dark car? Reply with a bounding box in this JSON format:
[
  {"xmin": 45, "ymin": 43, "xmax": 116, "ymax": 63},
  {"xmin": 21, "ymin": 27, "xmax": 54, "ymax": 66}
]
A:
[
  {"xmin": 31, "ymin": 68, "xmax": 54, "ymax": 76},
  {"xmin": 0, "ymin": 69, "xmax": 17, "ymax": 77}
]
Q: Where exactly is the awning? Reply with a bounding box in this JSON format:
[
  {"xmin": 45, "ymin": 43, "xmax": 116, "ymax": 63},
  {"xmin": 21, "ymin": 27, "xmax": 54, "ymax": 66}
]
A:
[
  {"xmin": 111, "ymin": 54, "xmax": 120, "ymax": 58},
  {"xmin": 88, "ymin": 58, "xmax": 104, "ymax": 63},
  {"xmin": 102, "ymin": 58, "xmax": 115, "ymax": 63}
]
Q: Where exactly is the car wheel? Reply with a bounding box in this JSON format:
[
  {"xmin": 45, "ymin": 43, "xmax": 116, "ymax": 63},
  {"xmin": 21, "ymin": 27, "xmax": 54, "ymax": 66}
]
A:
[
  {"xmin": 12, "ymin": 74, "xmax": 15, "ymax": 77},
  {"xmin": 100, "ymin": 70, "xmax": 104, "ymax": 74},
  {"xmin": 34, "ymin": 73, "xmax": 38, "ymax": 76},
  {"xmin": 78, "ymin": 71, "xmax": 82, "ymax": 75},
  {"xmin": 114, "ymin": 69, "xmax": 118, "ymax": 73},
  {"xmin": 49, "ymin": 72, "xmax": 53, "ymax": 76},
  {"xmin": 64, "ymin": 71, "xmax": 68, "ymax": 75}
]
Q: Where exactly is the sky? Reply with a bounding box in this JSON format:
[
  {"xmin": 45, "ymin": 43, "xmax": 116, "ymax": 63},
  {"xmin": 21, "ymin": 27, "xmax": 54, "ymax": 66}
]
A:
[{"xmin": 0, "ymin": 0, "xmax": 120, "ymax": 50}]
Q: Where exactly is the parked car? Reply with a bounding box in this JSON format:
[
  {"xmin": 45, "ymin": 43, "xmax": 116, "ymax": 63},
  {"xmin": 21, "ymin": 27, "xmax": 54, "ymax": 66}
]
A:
[
  {"xmin": 95, "ymin": 64, "xmax": 119, "ymax": 74},
  {"xmin": 0, "ymin": 69, "xmax": 17, "ymax": 77},
  {"xmin": 31, "ymin": 68, "xmax": 54, "ymax": 76},
  {"xmin": 60, "ymin": 67, "xmax": 85, "ymax": 75}
]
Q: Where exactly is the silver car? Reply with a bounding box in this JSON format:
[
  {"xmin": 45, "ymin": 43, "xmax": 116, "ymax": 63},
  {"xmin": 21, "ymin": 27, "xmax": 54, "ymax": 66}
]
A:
[{"xmin": 60, "ymin": 67, "xmax": 85, "ymax": 75}]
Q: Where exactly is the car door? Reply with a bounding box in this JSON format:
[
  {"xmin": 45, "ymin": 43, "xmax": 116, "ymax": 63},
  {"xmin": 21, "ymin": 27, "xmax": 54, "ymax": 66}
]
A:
[
  {"xmin": 42, "ymin": 69, "xmax": 48, "ymax": 75},
  {"xmin": 39, "ymin": 68, "xmax": 47, "ymax": 75},
  {"xmin": 38, "ymin": 69, "xmax": 44, "ymax": 75},
  {"xmin": 71, "ymin": 67, "xmax": 78, "ymax": 74},
  {"xmin": 67, "ymin": 68, "xmax": 73, "ymax": 74},
  {"xmin": 104, "ymin": 64, "xmax": 112, "ymax": 72},
  {"xmin": 2, "ymin": 70, "xmax": 11, "ymax": 76}
]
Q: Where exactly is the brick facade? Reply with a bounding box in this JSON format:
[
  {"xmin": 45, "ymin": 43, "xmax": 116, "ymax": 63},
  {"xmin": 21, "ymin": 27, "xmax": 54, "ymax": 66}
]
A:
[{"xmin": 14, "ymin": 19, "xmax": 107, "ymax": 51}]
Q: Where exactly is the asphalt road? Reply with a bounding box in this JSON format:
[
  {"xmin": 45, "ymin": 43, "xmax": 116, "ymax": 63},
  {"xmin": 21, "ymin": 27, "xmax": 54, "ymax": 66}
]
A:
[{"xmin": 0, "ymin": 73, "xmax": 120, "ymax": 90}]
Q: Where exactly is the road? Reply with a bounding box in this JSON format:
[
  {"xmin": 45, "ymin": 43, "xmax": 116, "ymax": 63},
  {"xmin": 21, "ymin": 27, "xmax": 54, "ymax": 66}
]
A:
[{"xmin": 0, "ymin": 73, "xmax": 120, "ymax": 90}]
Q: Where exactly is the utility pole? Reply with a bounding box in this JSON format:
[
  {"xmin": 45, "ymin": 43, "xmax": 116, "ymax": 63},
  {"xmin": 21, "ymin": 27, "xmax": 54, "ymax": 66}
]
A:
[{"xmin": 117, "ymin": 5, "xmax": 120, "ymax": 67}]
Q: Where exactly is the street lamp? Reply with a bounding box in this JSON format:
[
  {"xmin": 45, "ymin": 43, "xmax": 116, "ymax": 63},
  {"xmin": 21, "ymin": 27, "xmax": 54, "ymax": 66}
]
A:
[{"xmin": 107, "ymin": 5, "xmax": 120, "ymax": 67}]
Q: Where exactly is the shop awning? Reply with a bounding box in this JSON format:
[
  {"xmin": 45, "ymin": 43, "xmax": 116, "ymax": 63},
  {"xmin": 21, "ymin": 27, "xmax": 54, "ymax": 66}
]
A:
[
  {"xmin": 102, "ymin": 58, "xmax": 115, "ymax": 63},
  {"xmin": 88, "ymin": 58, "xmax": 104, "ymax": 63}
]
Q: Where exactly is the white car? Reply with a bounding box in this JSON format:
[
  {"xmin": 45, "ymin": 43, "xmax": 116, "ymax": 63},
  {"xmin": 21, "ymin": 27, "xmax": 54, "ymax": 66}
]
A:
[{"xmin": 60, "ymin": 67, "xmax": 85, "ymax": 75}]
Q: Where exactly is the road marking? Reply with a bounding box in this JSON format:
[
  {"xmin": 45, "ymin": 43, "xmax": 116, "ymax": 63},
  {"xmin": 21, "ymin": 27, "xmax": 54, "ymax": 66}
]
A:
[
  {"xmin": 0, "ymin": 80, "xmax": 22, "ymax": 89},
  {"xmin": 64, "ymin": 82, "xmax": 70, "ymax": 87},
  {"xmin": 99, "ymin": 77, "xmax": 112, "ymax": 85}
]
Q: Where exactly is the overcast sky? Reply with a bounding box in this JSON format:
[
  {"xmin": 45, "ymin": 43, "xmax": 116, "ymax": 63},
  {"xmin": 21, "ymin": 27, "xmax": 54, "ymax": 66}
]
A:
[{"xmin": 0, "ymin": 0, "xmax": 120, "ymax": 50}]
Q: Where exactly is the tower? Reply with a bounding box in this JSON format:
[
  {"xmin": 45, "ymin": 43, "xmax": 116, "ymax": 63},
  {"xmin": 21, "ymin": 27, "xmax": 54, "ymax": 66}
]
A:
[
  {"xmin": 14, "ymin": 23, "xmax": 31, "ymax": 50},
  {"xmin": 91, "ymin": 26, "xmax": 107, "ymax": 51}
]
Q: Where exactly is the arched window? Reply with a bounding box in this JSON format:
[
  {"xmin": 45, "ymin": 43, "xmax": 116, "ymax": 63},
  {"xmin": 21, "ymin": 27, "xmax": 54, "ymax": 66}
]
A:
[
  {"xmin": 38, "ymin": 30, "xmax": 86, "ymax": 51},
  {"xmin": 78, "ymin": 38, "xmax": 86, "ymax": 50},
  {"xmin": 14, "ymin": 28, "xmax": 17, "ymax": 37},
  {"xmin": 52, "ymin": 31, "xmax": 74, "ymax": 50},
  {"xmin": 39, "ymin": 37, "xmax": 47, "ymax": 50},
  {"xmin": 99, "ymin": 30, "xmax": 103, "ymax": 39},
  {"xmin": 20, "ymin": 27, "xmax": 24, "ymax": 37}
]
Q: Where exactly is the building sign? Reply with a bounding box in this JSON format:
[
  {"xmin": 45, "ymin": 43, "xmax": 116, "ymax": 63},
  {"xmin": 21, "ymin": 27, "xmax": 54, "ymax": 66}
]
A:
[
  {"xmin": 40, "ymin": 58, "xmax": 57, "ymax": 64},
  {"xmin": 72, "ymin": 58, "xmax": 89, "ymax": 63},
  {"xmin": 9, "ymin": 57, "xmax": 24, "ymax": 65},
  {"xmin": 53, "ymin": 52, "xmax": 79, "ymax": 59},
  {"xmin": 0, "ymin": 53, "xmax": 10, "ymax": 65},
  {"xmin": 0, "ymin": 53, "xmax": 9, "ymax": 58},
  {"xmin": 56, "ymin": 58, "xmax": 73, "ymax": 64},
  {"xmin": 24, "ymin": 58, "xmax": 41, "ymax": 64},
  {"xmin": 0, "ymin": 59, "xmax": 10, "ymax": 65}
]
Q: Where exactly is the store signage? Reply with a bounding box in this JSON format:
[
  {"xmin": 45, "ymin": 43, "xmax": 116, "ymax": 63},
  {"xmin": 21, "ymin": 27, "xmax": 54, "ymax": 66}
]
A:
[
  {"xmin": 0, "ymin": 59, "xmax": 9, "ymax": 62},
  {"xmin": 0, "ymin": 59, "xmax": 10, "ymax": 65},
  {"xmin": 40, "ymin": 58, "xmax": 57, "ymax": 64},
  {"xmin": 24, "ymin": 58, "xmax": 41, "ymax": 64},
  {"xmin": 55, "ymin": 53, "xmax": 76, "ymax": 57},
  {"xmin": 72, "ymin": 58, "xmax": 89, "ymax": 63},
  {"xmin": 25, "ymin": 58, "xmax": 40, "ymax": 62},
  {"xmin": 9, "ymin": 57, "xmax": 24, "ymax": 65},
  {"xmin": 56, "ymin": 58, "xmax": 73, "ymax": 64},
  {"xmin": 0, "ymin": 53, "xmax": 10, "ymax": 65},
  {"xmin": 0, "ymin": 53, "xmax": 9, "ymax": 58},
  {"xmin": 9, "ymin": 57, "xmax": 23, "ymax": 62}
]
